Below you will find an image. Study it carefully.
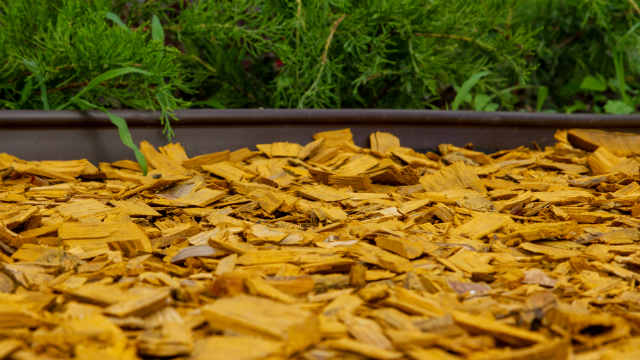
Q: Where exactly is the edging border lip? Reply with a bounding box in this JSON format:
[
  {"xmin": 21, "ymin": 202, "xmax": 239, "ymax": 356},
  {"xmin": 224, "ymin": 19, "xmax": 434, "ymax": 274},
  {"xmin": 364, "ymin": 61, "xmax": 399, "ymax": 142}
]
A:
[{"xmin": 1, "ymin": 109, "xmax": 640, "ymax": 128}]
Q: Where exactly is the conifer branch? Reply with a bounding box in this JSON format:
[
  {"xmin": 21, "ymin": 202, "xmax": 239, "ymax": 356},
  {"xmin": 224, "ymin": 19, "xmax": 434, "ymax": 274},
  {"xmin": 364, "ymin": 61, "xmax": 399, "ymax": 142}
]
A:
[{"xmin": 298, "ymin": 14, "xmax": 346, "ymax": 108}]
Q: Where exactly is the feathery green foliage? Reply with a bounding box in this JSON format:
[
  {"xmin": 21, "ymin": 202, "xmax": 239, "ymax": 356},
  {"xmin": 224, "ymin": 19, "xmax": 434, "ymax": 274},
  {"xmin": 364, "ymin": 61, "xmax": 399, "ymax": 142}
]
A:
[
  {"xmin": 2, "ymin": 0, "xmax": 639, "ymax": 112},
  {"xmin": 3, "ymin": 0, "xmax": 638, "ymax": 112},
  {"xmin": 0, "ymin": 0, "xmax": 639, "ymax": 165}
]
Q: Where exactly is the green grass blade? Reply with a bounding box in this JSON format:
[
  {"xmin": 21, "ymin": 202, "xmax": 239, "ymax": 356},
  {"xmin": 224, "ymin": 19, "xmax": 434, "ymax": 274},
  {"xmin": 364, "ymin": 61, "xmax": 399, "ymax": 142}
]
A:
[
  {"xmin": 56, "ymin": 67, "xmax": 153, "ymax": 110},
  {"xmin": 452, "ymin": 71, "xmax": 490, "ymax": 110},
  {"xmin": 105, "ymin": 12, "xmax": 130, "ymax": 31},
  {"xmin": 613, "ymin": 51, "xmax": 630, "ymax": 105},
  {"xmin": 151, "ymin": 15, "xmax": 165, "ymax": 43},
  {"xmin": 39, "ymin": 82, "xmax": 49, "ymax": 110},
  {"xmin": 536, "ymin": 86, "xmax": 548, "ymax": 112},
  {"xmin": 106, "ymin": 112, "xmax": 148, "ymax": 174},
  {"xmin": 22, "ymin": 59, "xmax": 49, "ymax": 110},
  {"xmin": 72, "ymin": 98, "xmax": 149, "ymax": 174},
  {"xmin": 19, "ymin": 77, "xmax": 33, "ymax": 106}
]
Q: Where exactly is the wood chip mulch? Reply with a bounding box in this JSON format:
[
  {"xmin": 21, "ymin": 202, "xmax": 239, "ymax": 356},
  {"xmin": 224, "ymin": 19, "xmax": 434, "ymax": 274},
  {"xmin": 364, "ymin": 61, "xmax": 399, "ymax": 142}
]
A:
[{"xmin": 1, "ymin": 128, "xmax": 640, "ymax": 360}]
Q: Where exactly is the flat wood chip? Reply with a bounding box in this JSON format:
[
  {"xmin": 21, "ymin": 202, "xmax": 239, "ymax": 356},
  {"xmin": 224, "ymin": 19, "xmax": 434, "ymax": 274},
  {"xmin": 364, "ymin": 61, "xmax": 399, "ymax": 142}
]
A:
[{"xmin": 2, "ymin": 128, "xmax": 640, "ymax": 359}]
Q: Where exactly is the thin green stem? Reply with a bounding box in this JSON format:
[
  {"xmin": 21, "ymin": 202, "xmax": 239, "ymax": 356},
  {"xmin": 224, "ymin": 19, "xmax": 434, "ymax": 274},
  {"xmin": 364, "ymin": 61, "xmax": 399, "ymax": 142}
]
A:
[{"xmin": 415, "ymin": 32, "xmax": 495, "ymax": 52}]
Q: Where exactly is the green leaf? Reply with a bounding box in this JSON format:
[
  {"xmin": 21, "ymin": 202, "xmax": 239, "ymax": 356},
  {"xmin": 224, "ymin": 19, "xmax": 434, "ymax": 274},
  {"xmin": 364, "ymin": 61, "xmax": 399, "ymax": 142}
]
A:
[
  {"xmin": 452, "ymin": 71, "xmax": 490, "ymax": 111},
  {"xmin": 151, "ymin": 15, "xmax": 165, "ymax": 43},
  {"xmin": 484, "ymin": 103, "xmax": 499, "ymax": 112},
  {"xmin": 473, "ymin": 94, "xmax": 491, "ymax": 111},
  {"xmin": 191, "ymin": 97, "xmax": 226, "ymax": 109},
  {"xmin": 565, "ymin": 101, "xmax": 587, "ymax": 114},
  {"xmin": 106, "ymin": 113, "xmax": 148, "ymax": 175},
  {"xmin": 579, "ymin": 75, "xmax": 607, "ymax": 92},
  {"xmin": 536, "ymin": 86, "xmax": 548, "ymax": 112},
  {"xmin": 56, "ymin": 67, "xmax": 153, "ymax": 110},
  {"xmin": 604, "ymin": 100, "xmax": 634, "ymax": 115},
  {"xmin": 105, "ymin": 12, "xmax": 130, "ymax": 31}
]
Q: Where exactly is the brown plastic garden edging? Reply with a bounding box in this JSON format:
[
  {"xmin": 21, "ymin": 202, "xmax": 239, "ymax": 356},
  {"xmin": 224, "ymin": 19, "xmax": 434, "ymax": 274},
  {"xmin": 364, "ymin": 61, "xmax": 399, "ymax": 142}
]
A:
[{"xmin": 1, "ymin": 109, "xmax": 640, "ymax": 163}]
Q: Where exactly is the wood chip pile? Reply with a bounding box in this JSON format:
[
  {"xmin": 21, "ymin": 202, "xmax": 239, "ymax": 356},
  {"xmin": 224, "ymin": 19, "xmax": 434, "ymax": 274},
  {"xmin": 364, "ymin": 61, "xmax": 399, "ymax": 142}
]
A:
[{"xmin": 1, "ymin": 128, "xmax": 640, "ymax": 359}]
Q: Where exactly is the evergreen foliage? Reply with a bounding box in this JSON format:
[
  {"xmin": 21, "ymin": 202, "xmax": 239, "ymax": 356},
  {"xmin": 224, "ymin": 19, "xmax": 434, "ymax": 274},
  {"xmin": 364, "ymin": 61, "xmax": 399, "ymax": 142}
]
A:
[
  {"xmin": 2, "ymin": 0, "xmax": 639, "ymax": 113},
  {"xmin": 1, "ymin": 0, "xmax": 639, "ymax": 164}
]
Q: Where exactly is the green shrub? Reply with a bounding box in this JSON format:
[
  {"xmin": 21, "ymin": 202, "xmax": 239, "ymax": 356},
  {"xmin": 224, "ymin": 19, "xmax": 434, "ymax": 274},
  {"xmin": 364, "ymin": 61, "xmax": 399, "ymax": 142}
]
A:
[
  {"xmin": 1, "ymin": 0, "xmax": 638, "ymax": 166},
  {"xmin": 3, "ymin": 0, "xmax": 638, "ymax": 113}
]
